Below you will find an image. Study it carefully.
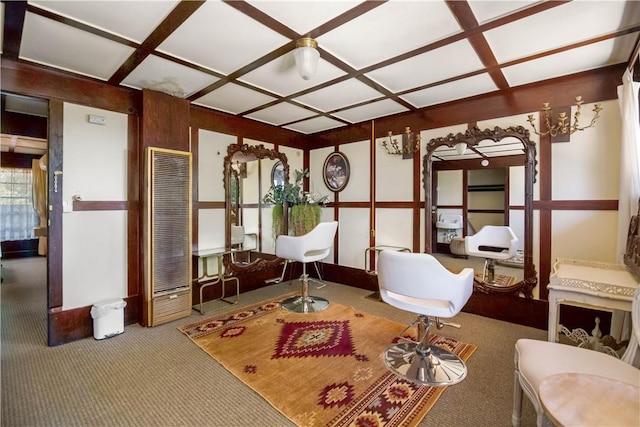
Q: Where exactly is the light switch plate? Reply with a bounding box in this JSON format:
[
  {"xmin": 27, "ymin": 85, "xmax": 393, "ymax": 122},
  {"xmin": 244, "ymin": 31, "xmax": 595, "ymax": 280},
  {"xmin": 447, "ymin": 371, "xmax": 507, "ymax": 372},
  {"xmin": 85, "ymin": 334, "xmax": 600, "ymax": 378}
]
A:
[{"xmin": 88, "ymin": 114, "xmax": 106, "ymax": 125}]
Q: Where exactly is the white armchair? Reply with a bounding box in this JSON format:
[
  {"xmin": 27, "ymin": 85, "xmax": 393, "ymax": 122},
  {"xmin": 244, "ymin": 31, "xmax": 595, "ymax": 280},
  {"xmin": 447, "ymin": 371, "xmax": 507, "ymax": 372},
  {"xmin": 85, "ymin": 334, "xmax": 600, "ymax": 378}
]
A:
[
  {"xmin": 512, "ymin": 287, "xmax": 640, "ymax": 427},
  {"xmin": 377, "ymin": 250, "xmax": 474, "ymax": 385},
  {"xmin": 275, "ymin": 221, "xmax": 338, "ymax": 313}
]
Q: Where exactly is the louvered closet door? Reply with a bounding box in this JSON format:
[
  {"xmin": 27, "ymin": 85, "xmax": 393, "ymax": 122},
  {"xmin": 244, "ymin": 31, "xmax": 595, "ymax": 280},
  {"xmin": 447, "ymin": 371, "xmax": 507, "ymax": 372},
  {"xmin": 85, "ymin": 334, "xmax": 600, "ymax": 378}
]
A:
[{"xmin": 145, "ymin": 147, "xmax": 192, "ymax": 326}]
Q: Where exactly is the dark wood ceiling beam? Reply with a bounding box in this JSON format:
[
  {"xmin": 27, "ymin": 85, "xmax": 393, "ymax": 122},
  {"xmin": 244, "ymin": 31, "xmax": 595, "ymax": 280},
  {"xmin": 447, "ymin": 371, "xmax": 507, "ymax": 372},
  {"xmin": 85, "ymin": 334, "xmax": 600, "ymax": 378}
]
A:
[
  {"xmin": 108, "ymin": 1, "xmax": 205, "ymax": 84},
  {"xmin": 446, "ymin": 1, "xmax": 509, "ymax": 91},
  {"xmin": 2, "ymin": 1, "xmax": 27, "ymax": 60},
  {"xmin": 187, "ymin": 41, "xmax": 296, "ymax": 101}
]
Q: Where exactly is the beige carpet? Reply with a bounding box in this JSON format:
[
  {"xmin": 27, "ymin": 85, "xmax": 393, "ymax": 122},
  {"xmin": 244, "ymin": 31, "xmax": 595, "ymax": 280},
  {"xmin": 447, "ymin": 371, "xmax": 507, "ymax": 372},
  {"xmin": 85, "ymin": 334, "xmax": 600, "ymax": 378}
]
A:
[
  {"xmin": 179, "ymin": 296, "xmax": 476, "ymax": 427},
  {"xmin": 1, "ymin": 257, "xmax": 544, "ymax": 426}
]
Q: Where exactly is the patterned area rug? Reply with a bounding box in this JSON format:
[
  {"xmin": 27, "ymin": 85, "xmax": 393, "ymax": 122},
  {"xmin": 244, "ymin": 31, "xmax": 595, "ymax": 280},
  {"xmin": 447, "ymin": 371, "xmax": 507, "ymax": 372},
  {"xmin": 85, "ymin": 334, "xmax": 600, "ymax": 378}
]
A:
[{"xmin": 179, "ymin": 295, "xmax": 476, "ymax": 427}]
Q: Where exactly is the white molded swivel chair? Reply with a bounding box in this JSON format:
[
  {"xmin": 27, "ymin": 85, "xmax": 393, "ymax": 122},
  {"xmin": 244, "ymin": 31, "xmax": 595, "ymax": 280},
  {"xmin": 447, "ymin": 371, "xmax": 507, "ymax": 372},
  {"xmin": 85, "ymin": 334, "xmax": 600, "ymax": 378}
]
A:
[
  {"xmin": 275, "ymin": 221, "xmax": 338, "ymax": 313},
  {"xmin": 465, "ymin": 225, "xmax": 518, "ymax": 284},
  {"xmin": 377, "ymin": 250, "xmax": 474, "ymax": 386},
  {"xmin": 512, "ymin": 287, "xmax": 640, "ymax": 427}
]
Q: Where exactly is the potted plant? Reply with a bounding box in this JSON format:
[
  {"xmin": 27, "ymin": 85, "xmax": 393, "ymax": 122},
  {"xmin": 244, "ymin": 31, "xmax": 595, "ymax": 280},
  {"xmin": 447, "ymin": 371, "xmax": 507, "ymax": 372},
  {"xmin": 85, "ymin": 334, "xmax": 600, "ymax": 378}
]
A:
[{"xmin": 263, "ymin": 169, "xmax": 328, "ymax": 237}]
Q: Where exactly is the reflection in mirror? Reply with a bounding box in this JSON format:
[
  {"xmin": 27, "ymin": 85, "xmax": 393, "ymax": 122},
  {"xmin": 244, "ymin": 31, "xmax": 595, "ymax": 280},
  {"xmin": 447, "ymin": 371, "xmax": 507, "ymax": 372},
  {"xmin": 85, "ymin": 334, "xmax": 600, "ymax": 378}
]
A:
[
  {"xmin": 224, "ymin": 144, "xmax": 289, "ymax": 274},
  {"xmin": 423, "ymin": 126, "xmax": 537, "ymax": 297}
]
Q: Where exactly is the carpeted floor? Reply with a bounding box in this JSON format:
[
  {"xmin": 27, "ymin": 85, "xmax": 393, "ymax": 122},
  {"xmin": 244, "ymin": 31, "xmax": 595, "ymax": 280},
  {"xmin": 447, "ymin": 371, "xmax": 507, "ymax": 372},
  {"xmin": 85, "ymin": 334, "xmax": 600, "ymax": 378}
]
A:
[{"xmin": 1, "ymin": 257, "xmax": 543, "ymax": 426}]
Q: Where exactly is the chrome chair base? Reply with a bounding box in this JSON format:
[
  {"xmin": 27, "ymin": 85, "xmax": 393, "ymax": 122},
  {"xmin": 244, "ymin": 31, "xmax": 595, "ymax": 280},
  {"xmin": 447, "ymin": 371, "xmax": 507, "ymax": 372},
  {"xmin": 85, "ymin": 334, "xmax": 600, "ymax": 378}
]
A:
[
  {"xmin": 383, "ymin": 342, "xmax": 467, "ymax": 386},
  {"xmin": 280, "ymin": 295, "xmax": 329, "ymax": 313}
]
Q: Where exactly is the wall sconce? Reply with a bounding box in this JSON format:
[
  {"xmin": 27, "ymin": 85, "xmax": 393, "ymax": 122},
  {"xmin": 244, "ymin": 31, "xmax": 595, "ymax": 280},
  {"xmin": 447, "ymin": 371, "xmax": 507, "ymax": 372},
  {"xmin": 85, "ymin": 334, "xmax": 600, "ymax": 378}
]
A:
[
  {"xmin": 293, "ymin": 37, "xmax": 319, "ymax": 80},
  {"xmin": 527, "ymin": 96, "xmax": 603, "ymax": 138},
  {"xmin": 381, "ymin": 126, "xmax": 421, "ymax": 158}
]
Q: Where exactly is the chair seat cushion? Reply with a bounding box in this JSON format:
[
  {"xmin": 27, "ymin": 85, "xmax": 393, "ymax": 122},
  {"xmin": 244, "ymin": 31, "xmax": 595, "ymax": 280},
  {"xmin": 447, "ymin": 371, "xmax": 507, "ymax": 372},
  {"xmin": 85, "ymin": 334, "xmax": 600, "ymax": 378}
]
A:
[{"xmin": 515, "ymin": 339, "xmax": 640, "ymax": 394}]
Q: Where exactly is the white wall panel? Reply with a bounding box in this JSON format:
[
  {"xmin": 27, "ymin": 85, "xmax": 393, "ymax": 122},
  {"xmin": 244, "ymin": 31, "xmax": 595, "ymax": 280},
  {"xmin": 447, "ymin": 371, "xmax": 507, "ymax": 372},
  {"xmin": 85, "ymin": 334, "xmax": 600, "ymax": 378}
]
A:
[
  {"xmin": 198, "ymin": 208, "xmax": 225, "ymax": 250},
  {"xmin": 63, "ymin": 103, "xmax": 127, "ymax": 201},
  {"xmin": 551, "ymin": 210, "xmax": 618, "ymax": 263},
  {"xmin": 552, "ymin": 99, "xmax": 620, "ymax": 200},
  {"xmin": 436, "ymin": 170, "xmax": 463, "ymax": 205},
  {"xmin": 310, "ymin": 146, "xmax": 335, "ymax": 203},
  {"xmin": 278, "ymin": 145, "xmax": 303, "ymax": 177},
  {"xmin": 198, "ymin": 129, "xmax": 235, "ymax": 201},
  {"xmin": 376, "ymin": 132, "xmax": 412, "ymax": 201},
  {"xmin": 62, "ymin": 211, "xmax": 127, "ymax": 309},
  {"xmin": 478, "ymin": 113, "xmax": 541, "ymax": 201},
  {"xmin": 62, "ymin": 103, "xmax": 128, "ymax": 310},
  {"xmin": 338, "ymin": 208, "xmax": 370, "ymax": 269},
  {"xmin": 375, "ymin": 208, "xmax": 413, "ymax": 250},
  {"xmin": 335, "ymin": 140, "xmax": 369, "ymax": 202},
  {"xmin": 196, "ymin": 208, "xmax": 225, "ymax": 276}
]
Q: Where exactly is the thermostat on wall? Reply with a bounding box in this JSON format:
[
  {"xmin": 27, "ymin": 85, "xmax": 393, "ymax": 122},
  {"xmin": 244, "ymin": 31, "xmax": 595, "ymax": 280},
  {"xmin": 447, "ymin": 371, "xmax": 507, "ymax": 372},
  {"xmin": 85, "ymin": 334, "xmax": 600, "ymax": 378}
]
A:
[{"xmin": 87, "ymin": 114, "xmax": 106, "ymax": 125}]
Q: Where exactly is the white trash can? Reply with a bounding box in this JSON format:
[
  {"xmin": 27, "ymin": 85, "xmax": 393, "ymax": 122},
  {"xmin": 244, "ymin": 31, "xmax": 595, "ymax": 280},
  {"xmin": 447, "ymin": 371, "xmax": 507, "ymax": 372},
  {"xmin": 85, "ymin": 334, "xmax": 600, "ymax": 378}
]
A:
[{"xmin": 90, "ymin": 298, "xmax": 127, "ymax": 340}]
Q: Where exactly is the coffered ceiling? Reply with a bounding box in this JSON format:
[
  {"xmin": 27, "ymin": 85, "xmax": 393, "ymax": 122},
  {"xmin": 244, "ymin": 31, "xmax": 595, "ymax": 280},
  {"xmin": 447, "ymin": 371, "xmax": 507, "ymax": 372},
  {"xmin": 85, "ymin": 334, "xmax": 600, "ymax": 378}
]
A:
[{"xmin": 1, "ymin": 0, "xmax": 639, "ymax": 137}]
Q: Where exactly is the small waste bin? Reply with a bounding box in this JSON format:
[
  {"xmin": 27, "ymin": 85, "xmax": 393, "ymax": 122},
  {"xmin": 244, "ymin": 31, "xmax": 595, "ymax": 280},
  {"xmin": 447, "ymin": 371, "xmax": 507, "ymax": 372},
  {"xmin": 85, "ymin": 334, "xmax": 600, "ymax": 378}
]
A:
[{"xmin": 90, "ymin": 298, "xmax": 127, "ymax": 340}]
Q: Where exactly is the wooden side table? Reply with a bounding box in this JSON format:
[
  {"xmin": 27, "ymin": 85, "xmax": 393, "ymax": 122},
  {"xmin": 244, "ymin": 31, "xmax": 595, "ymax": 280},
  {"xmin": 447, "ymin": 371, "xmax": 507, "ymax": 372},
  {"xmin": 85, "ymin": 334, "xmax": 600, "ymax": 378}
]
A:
[{"xmin": 539, "ymin": 373, "xmax": 640, "ymax": 427}]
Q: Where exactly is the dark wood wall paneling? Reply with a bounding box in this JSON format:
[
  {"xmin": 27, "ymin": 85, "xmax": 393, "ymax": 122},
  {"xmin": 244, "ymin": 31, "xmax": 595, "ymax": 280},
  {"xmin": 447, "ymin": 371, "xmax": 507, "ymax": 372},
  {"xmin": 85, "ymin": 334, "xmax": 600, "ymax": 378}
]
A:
[{"xmin": 0, "ymin": 59, "xmax": 627, "ymax": 341}]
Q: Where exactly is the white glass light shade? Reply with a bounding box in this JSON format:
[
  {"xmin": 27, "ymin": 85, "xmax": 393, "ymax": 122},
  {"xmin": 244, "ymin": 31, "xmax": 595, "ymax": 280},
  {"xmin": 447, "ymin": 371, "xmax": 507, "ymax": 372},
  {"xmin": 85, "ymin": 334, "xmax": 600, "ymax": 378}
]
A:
[
  {"xmin": 294, "ymin": 46, "xmax": 319, "ymax": 80},
  {"xmin": 455, "ymin": 142, "xmax": 467, "ymax": 155},
  {"xmin": 294, "ymin": 37, "xmax": 319, "ymax": 80}
]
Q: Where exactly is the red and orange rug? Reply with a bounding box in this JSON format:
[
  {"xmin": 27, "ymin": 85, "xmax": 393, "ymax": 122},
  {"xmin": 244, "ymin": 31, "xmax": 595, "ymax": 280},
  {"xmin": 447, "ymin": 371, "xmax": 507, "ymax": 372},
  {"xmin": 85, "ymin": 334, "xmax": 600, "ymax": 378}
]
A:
[{"xmin": 179, "ymin": 294, "xmax": 476, "ymax": 427}]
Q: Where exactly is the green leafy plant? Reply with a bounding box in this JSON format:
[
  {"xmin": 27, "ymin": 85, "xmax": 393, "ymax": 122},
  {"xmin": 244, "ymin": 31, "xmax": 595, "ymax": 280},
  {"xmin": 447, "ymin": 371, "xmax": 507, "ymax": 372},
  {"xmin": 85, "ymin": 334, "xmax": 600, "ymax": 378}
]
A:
[{"xmin": 263, "ymin": 169, "xmax": 328, "ymax": 237}]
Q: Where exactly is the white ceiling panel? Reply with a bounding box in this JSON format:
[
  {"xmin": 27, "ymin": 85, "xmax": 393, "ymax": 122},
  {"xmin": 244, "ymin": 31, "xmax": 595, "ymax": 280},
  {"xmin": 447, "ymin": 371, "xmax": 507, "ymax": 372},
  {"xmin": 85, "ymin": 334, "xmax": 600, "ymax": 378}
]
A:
[
  {"xmin": 318, "ymin": 0, "xmax": 461, "ymax": 69},
  {"xmin": 293, "ymin": 78, "xmax": 384, "ymax": 112},
  {"xmin": 245, "ymin": 102, "xmax": 317, "ymax": 126},
  {"xmin": 333, "ymin": 99, "xmax": 409, "ymax": 124},
  {"xmin": 157, "ymin": 1, "xmax": 289, "ymax": 75},
  {"xmin": 401, "ymin": 73, "xmax": 498, "ymax": 108},
  {"xmin": 20, "ymin": 12, "xmax": 135, "ymax": 80},
  {"xmin": 121, "ymin": 55, "xmax": 218, "ymax": 97},
  {"xmin": 247, "ymin": 1, "xmax": 360, "ymax": 35},
  {"xmin": 502, "ymin": 34, "xmax": 637, "ymax": 87},
  {"xmin": 284, "ymin": 116, "xmax": 347, "ymax": 134},
  {"xmin": 467, "ymin": 1, "xmax": 538, "ymax": 24},
  {"xmin": 194, "ymin": 83, "xmax": 276, "ymax": 115},
  {"xmin": 366, "ymin": 39, "xmax": 484, "ymax": 93},
  {"xmin": 29, "ymin": 0, "xmax": 179, "ymax": 43},
  {"xmin": 484, "ymin": 1, "xmax": 637, "ymax": 63}
]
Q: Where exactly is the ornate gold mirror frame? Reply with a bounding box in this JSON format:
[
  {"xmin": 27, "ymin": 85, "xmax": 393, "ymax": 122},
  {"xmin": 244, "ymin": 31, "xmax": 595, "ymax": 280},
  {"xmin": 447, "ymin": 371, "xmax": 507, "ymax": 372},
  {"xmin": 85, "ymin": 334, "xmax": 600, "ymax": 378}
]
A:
[
  {"xmin": 423, "ymin": 126, "xmax": 538, "ymax": 297},
  {"xmin": 223, "ymin": 143, "xmax": 289, "ymax": 274}
]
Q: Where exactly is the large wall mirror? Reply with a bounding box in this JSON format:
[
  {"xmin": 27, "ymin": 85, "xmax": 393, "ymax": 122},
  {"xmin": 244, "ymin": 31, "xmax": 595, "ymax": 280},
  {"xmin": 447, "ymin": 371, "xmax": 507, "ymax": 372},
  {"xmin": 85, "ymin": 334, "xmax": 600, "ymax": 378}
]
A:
[
  {"xmin": 223, "ymin": 144, "xmax": 289, "ymax": 273},
  {"xmin": 423, "ymin": 126, "xmax": 537, "ymax": 297}
]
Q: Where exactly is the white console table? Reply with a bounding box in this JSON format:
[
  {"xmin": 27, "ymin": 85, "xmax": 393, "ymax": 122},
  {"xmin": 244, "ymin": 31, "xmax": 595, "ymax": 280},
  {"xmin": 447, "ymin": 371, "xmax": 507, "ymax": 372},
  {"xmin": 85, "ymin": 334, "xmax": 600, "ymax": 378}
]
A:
[{"xmin": 548, "ymin": 258, "xmax": 639, "ymax": 343}]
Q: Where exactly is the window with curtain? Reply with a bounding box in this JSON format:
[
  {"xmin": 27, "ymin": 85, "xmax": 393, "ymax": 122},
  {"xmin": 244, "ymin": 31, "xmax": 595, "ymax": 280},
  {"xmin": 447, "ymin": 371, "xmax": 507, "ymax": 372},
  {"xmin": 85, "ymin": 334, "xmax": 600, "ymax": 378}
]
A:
[{"xmin": 0, "ymin": 167, "xmax": 40, "ymax": 241}]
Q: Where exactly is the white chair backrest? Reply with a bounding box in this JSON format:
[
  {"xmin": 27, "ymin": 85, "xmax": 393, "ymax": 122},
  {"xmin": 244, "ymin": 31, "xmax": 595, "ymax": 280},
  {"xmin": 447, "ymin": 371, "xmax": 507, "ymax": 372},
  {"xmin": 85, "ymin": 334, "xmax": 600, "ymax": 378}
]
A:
[
  {"xmin": 377, "ymin": 251, "xmax": 474, "ymax": 315},
  {"xmin": 275, "ymin": 221, "xmax": 338, "ymax": 263},
  {"xmin": 465, "ymin": 225, "xmax": 518, "ymax": 254},
  {"xmin": 231, "ymin": 225, "xmax": 245, "ymax": 245},
  {"xmin": 622, "ymin": 287, "xmax": 640, "ymax": 367}
]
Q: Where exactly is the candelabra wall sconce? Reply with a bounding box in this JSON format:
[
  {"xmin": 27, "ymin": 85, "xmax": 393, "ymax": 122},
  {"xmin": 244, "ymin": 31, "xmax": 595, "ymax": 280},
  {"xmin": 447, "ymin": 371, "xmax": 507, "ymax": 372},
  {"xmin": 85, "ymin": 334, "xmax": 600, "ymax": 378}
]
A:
[
  {"xmin": 381, "ymin": 126, "xmax": 421, "ymax": 159},
  {"xmin": 527, "ymin": 96, "xmax": 603, "ymax": 143}
]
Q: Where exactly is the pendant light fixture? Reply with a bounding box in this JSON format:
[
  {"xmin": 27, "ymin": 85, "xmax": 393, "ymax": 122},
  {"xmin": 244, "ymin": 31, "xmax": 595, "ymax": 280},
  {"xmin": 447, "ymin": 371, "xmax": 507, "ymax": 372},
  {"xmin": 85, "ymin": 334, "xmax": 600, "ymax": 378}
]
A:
[{"xmin": 293, "ymin": 37, "xmax": 319, "ymax": 80}]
